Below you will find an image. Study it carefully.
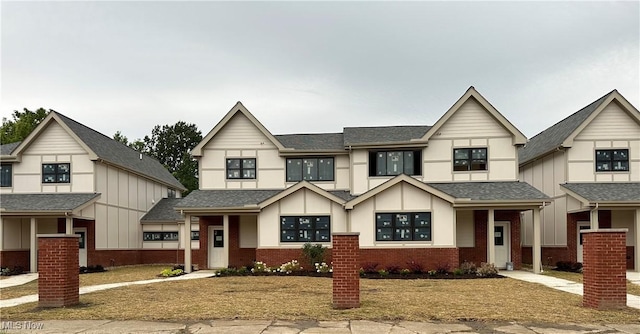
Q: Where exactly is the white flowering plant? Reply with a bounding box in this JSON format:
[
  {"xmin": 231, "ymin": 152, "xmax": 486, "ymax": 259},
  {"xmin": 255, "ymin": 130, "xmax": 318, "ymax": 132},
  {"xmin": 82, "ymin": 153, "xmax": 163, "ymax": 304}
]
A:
[
  {"xmin": 251, "ymin": 261, "xmax": 272, "ymax": 273},
  {"xmin": 314, "ymin": 262, "xmax": 332, "ymax": 273},
  {"xmin": 278, "ymin": 260, "xmax": 303, "ymax": 274}
]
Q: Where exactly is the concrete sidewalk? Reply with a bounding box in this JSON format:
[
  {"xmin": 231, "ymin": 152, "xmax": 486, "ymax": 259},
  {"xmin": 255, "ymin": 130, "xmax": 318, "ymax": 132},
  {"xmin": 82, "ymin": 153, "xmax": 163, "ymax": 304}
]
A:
[
  {"xmin": 0, "ymin": 273, "xmax": 38, "ymax": 289},
  {"xmin": 501, "ymin": 270, "xmax": 640, "ymax": 310},
  {"xmin": 1, "ymin": 319, "xmax": 640, "ymax": 334}
]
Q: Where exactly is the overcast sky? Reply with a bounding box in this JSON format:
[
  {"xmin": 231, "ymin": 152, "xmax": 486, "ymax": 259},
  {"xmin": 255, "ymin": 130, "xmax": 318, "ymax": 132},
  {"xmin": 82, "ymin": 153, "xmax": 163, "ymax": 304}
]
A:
[{"xmin": 1, "ymin": 1, "xmax": 638, "ymax": 142}]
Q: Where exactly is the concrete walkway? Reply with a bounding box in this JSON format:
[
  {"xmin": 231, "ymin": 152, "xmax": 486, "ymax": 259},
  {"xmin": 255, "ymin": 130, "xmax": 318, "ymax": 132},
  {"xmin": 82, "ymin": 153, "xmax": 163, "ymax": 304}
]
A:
[
  {"xmin": 1, "ymin": 319, "xmax": 639, "ymax": 334},
  {"xmin": 501, "ymin": 271, "xmax": 640, "ymax": 310},
  {"xmin": 0, "ymin": 273, "xmax": 38, "ymax": 288},
  {"xmin": 0, "ymin": 270, "xmax": 217, "ymax": 308}
]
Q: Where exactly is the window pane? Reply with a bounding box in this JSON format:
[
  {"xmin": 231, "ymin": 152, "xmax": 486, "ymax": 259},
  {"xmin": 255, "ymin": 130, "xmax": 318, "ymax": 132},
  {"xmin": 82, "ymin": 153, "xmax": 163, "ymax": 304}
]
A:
[
  {"xmin": 243, "ymin": 169, "xmax": 256, "ymax": 179},
  {"xmin": 414, "ymin": 228, "xmax": 431, "ymax": 241},
  {"xmin": 387, "ymin": 152, "xmax": 403, "ymax": 175},
  {"xmin": 595, "ymin": 150, "xmax": 610, "ymax": 161},
  {"xmin": 315, "ymin": 230, "xmax": 330, "ymax": 241},
  {"xmin": 57, "ymin": 174, "xmax": 70, "ymax": 183},
  {"xmin": 43, "ymin": 164, "xmax": 56, "ymax": 173},
  {"xmin": 403, "ymin": 151, "xmax": 414, "ymax": 175},
  {"xmin": 317, "ymin": 158, "xmax": 334, "ymax": 180},
  {"xmin": 453, "ymin": 160, "xmax": 468, "ymax": 171},
  {"xmin": 43, "ymin": 175, "xmax": 56, "ymax": 183},
  {"xmin": 242, "ymin": 159, "xmax": 255, "ymax": 168},
  {"xmin": 298, "ymin": 217, "xmax": 312, "ymax": 229},
  {"xmin": 227, "ymin": 159, "xmax": 240, "ymax": 168},
  {"xmin": 596, "ymin": 162, "xmax": 609, "ymax": 171},
  {"xmin": 281, "ymin": 217, "xmax": 296, "ymax": 229},
  {"xmin": 287, "ymin": 159, "xmax": 302, "ymax": 182},
  {"xmin": 454, "ymin": 149, "xmax": 469, "ymax": 160},
  {"xmin": 57, "ymin": 164, "xmax": 70, "ymax": 173},
  {"xmin": 613, "ymin": 161, "xmax": 629, "ymax": 171},
  {"xmin": 471, "ymin": 160, "xmax": 487, "ymax": 171},
  {"xmin": 396, "ymin": 214, "xmax": 410, "ymax": 226},
  {"xmin": 0, "ymin": 164, "xmax": 11, "ymax": 187},
  {"xmin": 227, "ymin": 170, "xmax": 241, "ymax": 179},
  {"xmin": 298, "ymin": 230, "xmax": 312, "ymax": 241},
  {"xmin": 414, "ymin": 213, "xmax": 430, "ymax": 227},
  {"xmin": 376, "ymin": 152, "xmax": 386, "ymax": 175},
  {"xmin": 613, "ymin": 150, "xmax": 628, "ymax": 161},
  {"xmin": 376, "ymin": 214, "xmax": 393, "ymax": 228},
  {"xmin": 471, "ymin": 149, "xmax": 486, "ymax": 159},
  {"xmin": 395, "ymin": 228, "xmax": 412, "ymax": 240},
  {"xmin": 282, "ymin": 230, "xmax": 297, "ymax": 242},
  {"xmin": 376, "ymin": 228, "xmax": 393, "ymax": 241},
  {"xmin": 315, "ymin": 216, "xmax": 330, "ymax": 230},
  {"xmin": 191, "ymin": 231, "xmax": 200, "ymax": 240},
  {"xmin": 303, "ymin": 158, "xmax": 317, "ymax": 180}
]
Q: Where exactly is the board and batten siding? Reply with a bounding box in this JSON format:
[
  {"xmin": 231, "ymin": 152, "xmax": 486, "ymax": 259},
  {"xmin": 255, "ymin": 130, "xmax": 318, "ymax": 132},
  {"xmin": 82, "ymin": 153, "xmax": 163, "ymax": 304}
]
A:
[
  {"xmin": 200, "ymin": 112, "xmax": 350, "ymax": 190},
  {"xmin": 350, "ymin": 182, "xmax": 455, "ymax": 248},
  {"xmin": 2, "ymin": 121, "xmax": 94, "ymax": 194},
  {"xmin": 257, "ymin": 188, "xmax": 347, "ymax": 248},
  {"xmin": 1, "ymin": 218, "xmax": 57, "ymax": 250},
  {"xmin": 567, "ymin": 102, "xmax": 640, "ymax": 182},
  {"xmin": 519, "ymin": 151, "xmax": 567, "ymax": 247},
  {"xmin": 94, "ymin": 162, "xmax": 169, "ymax": 250}
]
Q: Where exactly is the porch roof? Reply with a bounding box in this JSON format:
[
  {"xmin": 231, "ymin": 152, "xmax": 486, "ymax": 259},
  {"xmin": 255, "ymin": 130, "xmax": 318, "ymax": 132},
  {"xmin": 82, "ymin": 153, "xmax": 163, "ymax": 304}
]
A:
[
  {"xmin": 0, "ymin": 193, "xmax": 101, "ymax": 215},
  {"xmin": 140, "ymin": 198, "xmax": 184, "ymax": 223},
  {"xmin": 427, "ymin": 181, "xmax": 550, "ymax": 206},
  {"xmin": 561, "ymin": 182, "xmax": 640, "ymax": 205}
]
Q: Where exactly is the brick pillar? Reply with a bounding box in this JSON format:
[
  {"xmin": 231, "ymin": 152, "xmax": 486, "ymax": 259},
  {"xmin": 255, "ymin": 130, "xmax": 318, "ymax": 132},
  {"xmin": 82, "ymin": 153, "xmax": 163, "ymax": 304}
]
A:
[
  {"xmin": 582, "ymin": 229, "xmax": 627, "ymax": 310},
  {"xmin": 38, "ymin": 234, "xmax": 80, "ymax": 308},
  {"xmin": 332, "ymin": 232, "xmax": 360, "ymax": 309}
]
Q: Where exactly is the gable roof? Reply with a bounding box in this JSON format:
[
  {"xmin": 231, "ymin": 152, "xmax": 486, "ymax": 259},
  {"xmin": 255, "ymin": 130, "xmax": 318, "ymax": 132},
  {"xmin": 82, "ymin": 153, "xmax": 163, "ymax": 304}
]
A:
[
  {"xmin": 343, "ymin": 126, "xmax": 431, "ymax": 147},
  {"xmin": 0, "ymin": 193, "xmax": 101, "ymax": 215},
  {"xmin": 191, "ymin": 102, "xmax": 286, "ymax": 156},
  {"xmin": 421, "ymin": 86, "xmax": 527, "ymax": 145},
  {"xmin": 519, "ymin": 90, "xmax": 640, "ymax": 166},
  {"xmin": 561, "ymin": 183, "xmax": 640, "ymax": 205},
  {"xmin": 140, "ymin": 198, "xmax": 185, "ymax": 223},
  {"xmin": 258, "ymin": 181, "xmax": 348, "ymax": 208},
  {"xmin": 275, "ymin": 133, "xmax": 345, "ymax": 151},
  {"xmin": 10, "ymin": 112, "xmax": 185, "ymax": 190}
]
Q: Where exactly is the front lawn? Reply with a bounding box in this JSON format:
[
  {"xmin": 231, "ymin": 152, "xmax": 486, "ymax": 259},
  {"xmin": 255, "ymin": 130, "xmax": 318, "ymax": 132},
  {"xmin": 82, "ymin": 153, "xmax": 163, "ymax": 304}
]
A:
[
  {"xmin": 2, "ymin": 276, "xmax": 639, "ymax": 323},
  {"xmin": 0, "ymin": 265, "xmax": 169, "ymax": 300}
]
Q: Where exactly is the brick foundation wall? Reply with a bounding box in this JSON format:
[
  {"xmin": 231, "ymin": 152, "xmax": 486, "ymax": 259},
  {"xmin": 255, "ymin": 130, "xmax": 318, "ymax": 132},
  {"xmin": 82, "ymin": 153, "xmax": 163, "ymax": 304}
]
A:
[
  {"xmin": 360, "ymin": 247, "xmax": 459, "ymax": 271},
  {"xmin": 38, "ymin": 235, "xmax": 79, "ymax": 307},
  {"xmin": 582, "ymin": 230, "xmax": 627, "ymax": 310},
  {"xmin": 256, "ymin": 248, "xmax": 333, "ymax": 269},
  {"xmin": 0, "ymin": 250, "xmax": 30, "ymax": 271},
  {"xmin": 459, "ymin": 211, "xmax": 488, "ymax": 266},
  {"xmin": 332, "ymin": 233, "xmax": 360, "ymax": 309}
]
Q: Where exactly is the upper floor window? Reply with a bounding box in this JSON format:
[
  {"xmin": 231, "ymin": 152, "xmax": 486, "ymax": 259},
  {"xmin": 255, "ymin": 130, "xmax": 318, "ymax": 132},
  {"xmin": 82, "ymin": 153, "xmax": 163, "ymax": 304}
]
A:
[
  {"xmin": 596, "ymin": 149, "xmax": 629, "ymax": 172},
  {"xmin": 226, "ymin": 158, "xmax": 256, "ymax": 179},
  {"xmin": 280, "ymin": 216, "xmax": 330, "ymax": 242},
  {"xmin": 376, "ymin": 212, "xmax": 431, "ymax": 242},
  {"xmin": 42, "ymin": 163, "xmax": 70, "ymax": 183},
  {"xmin": 167, "ymin": 188, "xmax": 176, "ymax": 198},
  {"xmin": 369, "ymin": 150, "xmax": 422, "ymax": 176},
  {"xmin": 286, "ymin": 158, "xmax": 334, "ymax": 182},
  {"xmin": 453, "ymin": 148, "xmax": 487, "ymax": 171},
  {"xmin": 1, "ymin": 164, "xmax": 12, "ymax": 187}
]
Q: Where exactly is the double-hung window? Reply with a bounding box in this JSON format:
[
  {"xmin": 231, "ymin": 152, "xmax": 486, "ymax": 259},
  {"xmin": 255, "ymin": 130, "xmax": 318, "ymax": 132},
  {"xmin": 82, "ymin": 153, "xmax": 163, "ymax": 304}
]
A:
[
  {"xmin": 42, "ymin": 163, "xmax": 70, "ymax": 183},
  {"xmin": 453, "ymin": 148, "xmax": 487, "ymax": 171},
  {"xmin": 376, "ymin": 212, "xmax": 431, "ymax": 242},
  {"xmin": 226, "ymin": 158, "xmax": 256, "ymax": 179},
  {"xmin": 280, "ymin": 216, "xmax": 330, "ymax": 242},
  {"xmin": 143, "ymin": 231, "xmax": 179, "ymax": 241},
  {"xmin": 595, "ymin": 149, "xmax": 629, "ymax": 172},
  {"xmin": 286, "ymin": 157, "xmax": 334, "ymax": 182},
  {"xmin": 369, "ymin": 150, "xmax": 422, "ymax": 176},
  {"xmin": 0, "ymin": 164, "xmax": 12, "ymax": 187}
]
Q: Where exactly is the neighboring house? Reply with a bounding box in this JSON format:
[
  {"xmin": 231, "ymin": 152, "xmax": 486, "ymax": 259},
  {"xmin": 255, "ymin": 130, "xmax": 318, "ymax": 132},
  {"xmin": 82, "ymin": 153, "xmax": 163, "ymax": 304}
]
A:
[
  {"xmin": 519, "ymin": 90, "xmax": 640, "ymax": 270},
  {"xmin": 175, "ymin": 87, "xmax": 550, "ymax": 273},
  {"xmin": 0, "ymin": 112, "xmax": 186, "ymax": 272}
]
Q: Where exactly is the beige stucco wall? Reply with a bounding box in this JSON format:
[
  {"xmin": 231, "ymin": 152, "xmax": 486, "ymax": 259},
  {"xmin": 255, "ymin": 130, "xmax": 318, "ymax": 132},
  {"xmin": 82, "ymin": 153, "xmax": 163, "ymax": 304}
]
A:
[
  {"xmin": 257, "ymin": 188, "xmax": 347, "ymax": 248},
  {"xmin": 456, "ymin": 210, "xmax": 474, "ymax": 247},
  {"xmin": 1, "ymin": 218, "xmax": 58, "ymax": 250},
  {"xmin": 350, "ymin": 182, "xmax": 455, "ymax": 248}
]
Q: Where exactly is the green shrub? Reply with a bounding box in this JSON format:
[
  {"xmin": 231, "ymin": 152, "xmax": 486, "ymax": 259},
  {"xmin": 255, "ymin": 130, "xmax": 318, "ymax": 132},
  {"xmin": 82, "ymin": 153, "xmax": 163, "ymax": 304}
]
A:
[
  {"xmin": 460, "ymin": 261, "xmax": 477, "ymax": 275},
  {"xmin": 160, "ymin": 268, "xmax": 184, "ymax": 277},
  {"xmin": 400, "ymin": 268, "xmax": 411, "ymax": 276},
  {"xmin": 302, "ymin": 243, "xmax": 326, "ymax": 268},
  {"xmin": 378, "ymin": 269, "xmax": 389, "ymax": 276},
  {"xmin": 453, "ymin": 268, "xmax": 464, "ymax": 276}
]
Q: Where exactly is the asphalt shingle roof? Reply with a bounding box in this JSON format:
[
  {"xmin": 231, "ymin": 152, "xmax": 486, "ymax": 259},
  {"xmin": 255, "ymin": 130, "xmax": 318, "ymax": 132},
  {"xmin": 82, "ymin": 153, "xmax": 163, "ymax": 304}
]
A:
[
  {"xmin": 427, "ymin": 181, "xmax": 550, "ymax": 201},
  {"xmin": 275, "ymin": 133, "xmax": 345, "ymax": 151},
  {"xmin": 54, "ymin": 112, "xmax": 185, "ymax": 190},
  {"xmin": 0, "ymin": 193, "xmax": 101, "ymax": 212},
  {"xmin": 0, "ymin": 141, "xmax": 21, "ymax": 155},
  {"xmin": 343, "ymin": 126, "xmax": 431, "ymax": 146},
  {"xmin": 561, "ymin": 183, "xmax": 640, "ymax": 202},
  {"xmin": 140, "ymin": 198, "xmax": 184, "ymax": 222},
  {"xmin": 518, "ymin": 91, "xmax": 614, "ymax": 165},
  {"xmin": 177, "ymin": 189, "xmax": 356, "ymax": 209}
]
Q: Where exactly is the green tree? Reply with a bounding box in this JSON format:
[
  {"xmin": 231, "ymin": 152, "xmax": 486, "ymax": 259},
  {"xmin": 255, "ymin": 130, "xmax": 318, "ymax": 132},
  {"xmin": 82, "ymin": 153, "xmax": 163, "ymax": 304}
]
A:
[
  {"xmin": 115, "ymin": 121, "xmax": 202, "ymax": 195},
  {"xmin": 0, "ymin": 108, "xmax": 51, "ymax": 144}
]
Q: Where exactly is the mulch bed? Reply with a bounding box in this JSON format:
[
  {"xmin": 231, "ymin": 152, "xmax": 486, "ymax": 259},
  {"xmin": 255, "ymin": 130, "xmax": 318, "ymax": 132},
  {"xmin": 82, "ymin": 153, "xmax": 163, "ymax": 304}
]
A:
[{"xmin": 215, "ymin": 271, "xmax": 503, "ymax": 279}]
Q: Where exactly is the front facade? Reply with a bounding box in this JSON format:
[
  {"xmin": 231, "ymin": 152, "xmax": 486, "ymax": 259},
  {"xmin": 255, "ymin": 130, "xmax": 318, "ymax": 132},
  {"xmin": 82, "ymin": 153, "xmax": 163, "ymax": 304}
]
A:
[
  {"xmin": 519, "ymin": 90, "xmax": 640, "ymax": 270},
  {"xmin": 0, "ymin": 112, "xmax": 186, "ymax": 271},
  {"xmin": 177, "ymin": 87, "xmax": 550, "ymax": 273}
]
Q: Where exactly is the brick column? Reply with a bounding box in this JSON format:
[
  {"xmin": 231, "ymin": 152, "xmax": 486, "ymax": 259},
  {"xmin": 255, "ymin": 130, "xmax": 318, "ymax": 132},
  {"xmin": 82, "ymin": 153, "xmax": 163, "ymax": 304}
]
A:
[
  {"xmin": 38, "ymin": 234, "xmax": 80, "ymax": 308},
  {"xmin": 332, "ymin": 232, "xmax": 360, "ymax": 309},
  {"xmin": 582, "ymin": 229, "xmax": 627, "ymax": 310}
]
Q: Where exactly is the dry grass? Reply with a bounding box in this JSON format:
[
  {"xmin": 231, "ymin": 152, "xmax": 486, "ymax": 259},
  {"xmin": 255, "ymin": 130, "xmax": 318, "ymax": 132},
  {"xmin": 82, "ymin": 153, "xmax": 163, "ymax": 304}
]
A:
[
  {"xmin": 543, "ymin": 270, "xmax": 640, "ymax": 296},
  {"xmin": 0, "ymin": 265, "xmax": 169, "ymax": 300},
  {"xmin": 2, "ymin": 276, "xmax": 639, "ymax": 323}
]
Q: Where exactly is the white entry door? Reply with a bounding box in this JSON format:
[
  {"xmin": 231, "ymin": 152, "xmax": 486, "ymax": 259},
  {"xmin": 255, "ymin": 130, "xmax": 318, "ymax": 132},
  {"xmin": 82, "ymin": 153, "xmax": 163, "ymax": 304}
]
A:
[
  {"xmin": 73, "ymin": 227, "xmax": 87, "ymax": 267},
  {"xmin": 577, "ymin": 222, "xmax": 591, "ymax": 263},
  {"xmin": 494, "ymin": 222, "xmax": 510, "ymax": 269},
  {"xmin": 208, "ymin": 226, "xmax": 225, "ymax": 268}
]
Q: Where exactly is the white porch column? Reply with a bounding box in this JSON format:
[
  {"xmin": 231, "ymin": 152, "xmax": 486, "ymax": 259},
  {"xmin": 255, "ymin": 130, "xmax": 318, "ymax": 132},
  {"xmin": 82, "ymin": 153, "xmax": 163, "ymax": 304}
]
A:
[
  {"xmin": 532, "ymin": 207, "xmax": 542, "ymax": 274},
  {"xmin": 223, "ymin": 215, "xmax": 230, "ymax": 268},
  {"xmin": 65, "ymin": 216, "xmax": 73, "ymax": 234},
  {"xmin": 30, "ymin": 217, "xmax": 37, "ymax": 272},
  {"xmin": 184, "ymin": 214, "xmax": 192, "ymax": 273},
  {"xmin": 487, "ymin": 209, "xmax": 495, "ymax": 265},
  {"xmin": 635, "ymin": 208, "xmax": 640, "ymax": 272},
  {"xmin": 590, "ymin": 207, "xmax": 599, "ymax": 229}
]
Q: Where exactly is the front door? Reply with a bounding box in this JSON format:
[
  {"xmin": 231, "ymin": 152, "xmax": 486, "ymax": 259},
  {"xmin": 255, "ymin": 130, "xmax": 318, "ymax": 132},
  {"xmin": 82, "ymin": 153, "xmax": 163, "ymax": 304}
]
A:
[
  {"xmin": 208, "ymin": 226, "xmax": 225, "ymax": 268},
  {"xmin": 73, "ymin": 227, "xmax": 87, "ymax": 267},
  {"xmin": 494, "ymin": 222, "xmax": 510, "ymax": 269},
  {"xmin": 577, "ymin": 222, "xmax": 590, "ymax": 263}
]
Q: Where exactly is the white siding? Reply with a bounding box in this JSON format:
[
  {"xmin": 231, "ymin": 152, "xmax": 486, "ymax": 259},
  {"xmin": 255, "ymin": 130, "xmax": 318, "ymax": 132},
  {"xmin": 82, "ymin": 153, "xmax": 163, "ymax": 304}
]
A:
[
  {"xmin": 436, "ymin": 98, "xmax": 511, "ymax": 139},
  {"xmin": 576, "ymin": 102, "xmax": 640, "ymax": 140}
]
